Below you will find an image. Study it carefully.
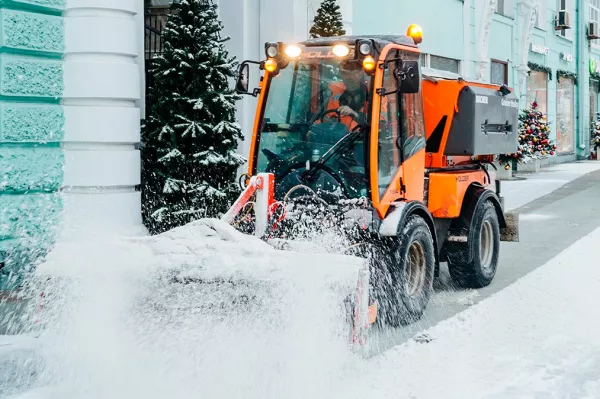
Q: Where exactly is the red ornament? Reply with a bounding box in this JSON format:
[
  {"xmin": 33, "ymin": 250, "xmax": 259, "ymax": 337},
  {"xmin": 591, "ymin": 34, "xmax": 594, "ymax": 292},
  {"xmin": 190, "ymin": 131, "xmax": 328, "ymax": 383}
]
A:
[{"xmin": 550, "ymin": 151, "xmax": 555, "ymax": 155}]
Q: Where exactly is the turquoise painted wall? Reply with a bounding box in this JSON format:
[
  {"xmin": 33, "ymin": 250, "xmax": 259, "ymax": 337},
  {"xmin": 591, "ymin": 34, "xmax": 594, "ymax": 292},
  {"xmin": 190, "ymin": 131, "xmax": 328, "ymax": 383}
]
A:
[
  {"xmin": 0, "ymin": 0, "xmax": 64, "ymax": 290},
  {"xmin": 352, "ymin": 0, "xmax": 464, "ymax": 61},
  {"xmin": 353, "ymin": 1, "xmax": 597, "ymax": 161}
]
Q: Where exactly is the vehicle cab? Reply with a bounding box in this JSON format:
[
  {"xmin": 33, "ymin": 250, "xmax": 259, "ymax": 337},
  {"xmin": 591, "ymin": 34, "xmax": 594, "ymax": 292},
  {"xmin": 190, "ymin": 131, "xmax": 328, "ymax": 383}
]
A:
[{"xmin": 235, "ymin": 26, "xmax": 428, "ymax": 222}]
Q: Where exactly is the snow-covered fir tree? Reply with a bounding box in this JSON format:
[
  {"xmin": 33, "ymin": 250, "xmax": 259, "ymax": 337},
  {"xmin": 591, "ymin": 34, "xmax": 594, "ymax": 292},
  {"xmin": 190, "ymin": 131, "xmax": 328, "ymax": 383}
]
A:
[
  {"xmin": 309, "ymin": 0, "xmax": 346, "ymax": 38},
  {"xmin": 498, "ymin": 101, "xmax": 556, "ymax": 169},
  {"xmin": 142, "ymin": 0, "xmax": 245, "ymax": 235}
]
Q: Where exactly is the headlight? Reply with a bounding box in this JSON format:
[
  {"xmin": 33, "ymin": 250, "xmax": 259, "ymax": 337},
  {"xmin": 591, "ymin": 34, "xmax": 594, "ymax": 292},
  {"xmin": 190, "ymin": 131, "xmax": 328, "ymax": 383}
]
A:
[
  {"xmin": 359, "ymin": 42, "xmax": 371, "ymax": 56},
  {"xmin": 266, "ymin": 43, "xmax": 279, "ymax": 58},
  {"xmin": 332, "ymin": 44, "xmax": 350, "ymax": 57},
  {"xmin": 284, "ymin": 45, "xmax": 302, "ymax": 58}
]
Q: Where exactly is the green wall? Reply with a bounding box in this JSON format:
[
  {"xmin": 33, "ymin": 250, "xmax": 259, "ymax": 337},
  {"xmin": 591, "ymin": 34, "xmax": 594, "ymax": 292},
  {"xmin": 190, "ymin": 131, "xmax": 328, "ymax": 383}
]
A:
[{"xmin": 0, "ymin": 0, "xmax": 64, "ymax": 290}]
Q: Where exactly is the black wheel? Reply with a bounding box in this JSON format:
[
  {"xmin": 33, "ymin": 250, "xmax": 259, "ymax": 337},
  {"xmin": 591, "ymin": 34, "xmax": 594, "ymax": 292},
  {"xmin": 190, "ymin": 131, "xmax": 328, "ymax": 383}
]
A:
[
  {"xmin": 446, "ymin": 200, "xmax": 500, "ymax": 288},
  {"xmin": 372, "ymin": 215, "xmax": 436, "ymax": 327}
]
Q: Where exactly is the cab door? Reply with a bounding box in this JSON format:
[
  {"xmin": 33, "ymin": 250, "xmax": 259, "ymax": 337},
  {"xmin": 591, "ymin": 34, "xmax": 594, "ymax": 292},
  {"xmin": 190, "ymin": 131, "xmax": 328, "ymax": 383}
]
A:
[
  {"xmin": 372, "ymin": 47, "xmax": 426, "ymax": 218},
  {"xmin": 398, "ymin": 50, "xmax": 427, "ymax": 203}
]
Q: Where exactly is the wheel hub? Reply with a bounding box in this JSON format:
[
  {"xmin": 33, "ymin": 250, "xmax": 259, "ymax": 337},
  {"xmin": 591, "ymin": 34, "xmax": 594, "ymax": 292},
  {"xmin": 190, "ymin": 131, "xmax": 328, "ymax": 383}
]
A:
[
  {"xmin": 405, "ymin": 241, "xmax": 426, "ymax": 297},
  {"xmin": 479, "ymin": 220, "xmax": 494, "ymax": 271}
]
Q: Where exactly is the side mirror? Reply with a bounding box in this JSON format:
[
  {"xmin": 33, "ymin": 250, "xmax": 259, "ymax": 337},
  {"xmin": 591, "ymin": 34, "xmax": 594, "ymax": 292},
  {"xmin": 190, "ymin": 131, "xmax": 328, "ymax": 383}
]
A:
[
  {"xmin": 394, "ymin": 60, "xmax": 420, "ymax": 94},
  {"xmin": 236, "ymin": 62, "xmax": 250, "ymax": 94}
]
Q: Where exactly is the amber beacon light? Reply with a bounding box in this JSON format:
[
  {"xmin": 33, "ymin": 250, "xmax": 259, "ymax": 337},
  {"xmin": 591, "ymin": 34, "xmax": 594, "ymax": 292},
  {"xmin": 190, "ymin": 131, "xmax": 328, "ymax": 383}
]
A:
[
  {"xmin": 362, "ymin": 56, "xmax": 376, "ymax": 71},
  {"xmin": 407, "ymin": 24, "xmax": 423, "ymax": 44},
  {"xmin": 264, "ymin": 58, "xmax": 278, "ymax": 72}
]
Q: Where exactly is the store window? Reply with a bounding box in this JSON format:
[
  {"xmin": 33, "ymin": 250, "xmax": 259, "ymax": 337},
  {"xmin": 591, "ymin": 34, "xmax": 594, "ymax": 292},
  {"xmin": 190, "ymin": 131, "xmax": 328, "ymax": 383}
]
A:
[
  {"xmin": 495, "ymin": 0, "xmax": 514, "ymax": 17},
  {"xmin": 526, "ymin": 70, "xmax": 548, "ymax": 114},
  {"xmin": 590, "ymin": 80, "xmax": 599, "ymax": 129},
  {"xmin": 556, "ymin": 76, "xmax": 575, "ymax": 153},
  {"xmin": 429, "ymin": 55, "xmax": 460, "ymax": 74},
  {"xmin": 490, "ymin": 60, "xmax": 508, "ymax": 85}
]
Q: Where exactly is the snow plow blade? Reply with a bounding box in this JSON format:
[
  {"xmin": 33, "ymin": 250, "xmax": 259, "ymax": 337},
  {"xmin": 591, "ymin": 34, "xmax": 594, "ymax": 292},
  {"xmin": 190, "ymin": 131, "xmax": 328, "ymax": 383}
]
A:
[{"xmin": 137, "ymin": 219, "xmax": 376, "ymax": 348}]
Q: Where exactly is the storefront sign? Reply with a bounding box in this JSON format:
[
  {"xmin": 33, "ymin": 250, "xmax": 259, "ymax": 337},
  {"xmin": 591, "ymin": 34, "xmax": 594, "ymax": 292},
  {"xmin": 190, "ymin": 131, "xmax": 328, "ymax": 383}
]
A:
[
  {"xmin": 560, "ymin": 52, "xmax": 573, "ymax": 62},
  {"xmin": 531, "ymin": 43, "xmax": 549, "ymax": 55},
  {"xmin": 590, "ymin": 59, "xmax": 600, "ymax": 74}
]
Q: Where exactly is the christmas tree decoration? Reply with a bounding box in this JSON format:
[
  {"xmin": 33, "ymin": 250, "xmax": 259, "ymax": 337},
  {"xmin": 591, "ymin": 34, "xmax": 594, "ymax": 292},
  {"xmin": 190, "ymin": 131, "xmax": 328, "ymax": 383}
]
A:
[
  {"xmin": 591, "ymin": 115, "xmax": 600, "ymax": 155},
  {"xmin": 309, "ymin": 0, "xmax": 346, "ymax": 39},
  {"xmin": 141, "ymin": 0, "xmax": 245, "ymax": 235},
  {"xmin": 498, "ymin": 101, "xmax": 556, "ymax": 168}
]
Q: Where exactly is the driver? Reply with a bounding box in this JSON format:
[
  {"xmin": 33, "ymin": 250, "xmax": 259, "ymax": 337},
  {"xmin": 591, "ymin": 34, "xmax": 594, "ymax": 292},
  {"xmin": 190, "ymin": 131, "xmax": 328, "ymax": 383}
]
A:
[{"xmin": 322, "ymin": 62, "xmax": 388, "ymax": 130}]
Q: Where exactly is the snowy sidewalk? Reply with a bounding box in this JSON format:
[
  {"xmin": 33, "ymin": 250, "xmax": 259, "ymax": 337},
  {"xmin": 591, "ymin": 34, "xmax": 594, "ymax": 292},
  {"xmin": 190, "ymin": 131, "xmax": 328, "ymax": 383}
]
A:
[
  {"xmin": 337, "ymin": 225, "xmax": 600, "ymax": 399},
  {"xmin": 501, "ymin": 161, "xmax": 600, "ymax": 212}
]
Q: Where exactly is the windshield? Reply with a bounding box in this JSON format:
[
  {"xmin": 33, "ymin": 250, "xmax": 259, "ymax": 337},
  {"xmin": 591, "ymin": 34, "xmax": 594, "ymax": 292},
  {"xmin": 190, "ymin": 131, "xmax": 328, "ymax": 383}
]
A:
[{"xmin": 256, "ymin": 57, "xmax": 372, "ymax": 199}]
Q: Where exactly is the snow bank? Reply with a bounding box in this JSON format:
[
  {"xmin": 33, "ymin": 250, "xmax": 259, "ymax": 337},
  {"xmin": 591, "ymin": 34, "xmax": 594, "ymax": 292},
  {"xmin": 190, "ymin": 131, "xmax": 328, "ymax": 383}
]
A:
[
  {"xmin": 334, "ymin": 225, "xmax": 600, "ymax": 399},
  {"xmin": 9, "ymin": 218, "xmax": 365, "ymax": 399}
]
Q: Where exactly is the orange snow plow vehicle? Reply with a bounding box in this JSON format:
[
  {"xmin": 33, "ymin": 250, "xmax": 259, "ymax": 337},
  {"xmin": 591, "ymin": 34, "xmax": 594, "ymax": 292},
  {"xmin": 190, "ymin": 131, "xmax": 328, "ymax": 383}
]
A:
[{"xmin": 223, "ymin": 25, "xmax": 520, "ymax": 343}]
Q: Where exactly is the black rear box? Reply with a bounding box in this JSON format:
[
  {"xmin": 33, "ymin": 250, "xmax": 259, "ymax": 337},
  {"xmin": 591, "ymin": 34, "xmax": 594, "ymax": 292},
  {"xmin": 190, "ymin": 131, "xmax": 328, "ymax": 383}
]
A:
[{"xmin": 444, "ymin": 85, "xmax": 519, "ymax": 156}]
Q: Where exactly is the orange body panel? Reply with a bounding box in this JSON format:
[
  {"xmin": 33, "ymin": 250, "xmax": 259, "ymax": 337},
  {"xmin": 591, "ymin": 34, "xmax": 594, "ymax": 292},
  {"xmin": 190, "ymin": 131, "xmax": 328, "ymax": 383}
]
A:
[
  {"xmin": 427, "ymin": 170, "xmax": 487, "ymax": 218},
  {"xmin": 247, "ymin": 75, "xmax": 270, "ymax": 175},
  {"xmin": 421, "ymin": 79, "xmax": 509, "ymax": 168},
  {"xmin": 379, "ymin": 147, "xmax": 425, "ymax": 212}
]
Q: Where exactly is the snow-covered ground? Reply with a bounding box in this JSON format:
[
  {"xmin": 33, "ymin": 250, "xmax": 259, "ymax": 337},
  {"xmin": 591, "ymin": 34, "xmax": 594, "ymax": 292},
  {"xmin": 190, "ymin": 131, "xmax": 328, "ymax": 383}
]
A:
[
  {"xmin": 501, "ymin": 161, "xmax": 600, "ymax": 211},
  {"xmin": 334, "ymin": 225, "xmax": 600, "ymax": 399},
  {"xmin": 2, "ymin": 161, "xmax": 600, "ymax": 399}
]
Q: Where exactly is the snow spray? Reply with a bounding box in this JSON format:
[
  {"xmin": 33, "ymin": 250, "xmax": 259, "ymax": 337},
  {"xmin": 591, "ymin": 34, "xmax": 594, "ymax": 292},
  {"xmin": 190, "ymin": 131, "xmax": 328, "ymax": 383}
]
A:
[{"xmin": 11, "ymin": 219, "xmax": 364, "ymax": 399}]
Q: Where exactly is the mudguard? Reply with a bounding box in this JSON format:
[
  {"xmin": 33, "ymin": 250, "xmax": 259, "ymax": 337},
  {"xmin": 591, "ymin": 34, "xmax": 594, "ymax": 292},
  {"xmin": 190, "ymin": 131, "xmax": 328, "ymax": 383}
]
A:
[{"xmin": 379, "ymin": 201, "xmax": 440, "ymax": 264}]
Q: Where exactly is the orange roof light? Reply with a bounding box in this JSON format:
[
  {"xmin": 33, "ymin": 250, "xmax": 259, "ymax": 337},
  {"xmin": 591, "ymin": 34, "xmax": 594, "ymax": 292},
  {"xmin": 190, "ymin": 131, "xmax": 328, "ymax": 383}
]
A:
[
  {"xmin": 362, "ymin": 56, "xmax": 376, "ymax": 72},
  {"xmin": 264, "ymin": 58, "xmax": 278, "ymax": 73},
  {"xmin": 407, "ymin": 24, "xmax": 423, "ymax": 44}
]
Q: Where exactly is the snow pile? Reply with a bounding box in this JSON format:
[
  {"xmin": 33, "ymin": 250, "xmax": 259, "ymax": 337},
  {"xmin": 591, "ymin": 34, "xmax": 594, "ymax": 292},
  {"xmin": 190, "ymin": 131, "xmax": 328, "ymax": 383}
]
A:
[
  {"xmin": 333, "ymin": 225, "xmax": 600, "ymax": 399},
  {"xmin": 12, "ymin": 219, "xmax": 365, "ymax": 399}
]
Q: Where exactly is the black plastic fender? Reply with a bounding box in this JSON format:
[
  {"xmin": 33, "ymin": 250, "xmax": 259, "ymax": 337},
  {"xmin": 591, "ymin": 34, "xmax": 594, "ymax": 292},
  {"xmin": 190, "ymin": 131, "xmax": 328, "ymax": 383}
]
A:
[{"xmin": 380, "ymin": 201, "xmax": 440, "ymax": 266}]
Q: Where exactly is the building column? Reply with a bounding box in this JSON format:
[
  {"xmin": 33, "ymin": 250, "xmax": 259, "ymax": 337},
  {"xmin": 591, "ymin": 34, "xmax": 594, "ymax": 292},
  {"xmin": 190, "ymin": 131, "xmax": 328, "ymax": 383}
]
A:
[
  {"xmin": 474, "ymin": 0, "xmax": 498, "ymax": 81},
  {"xmin": 576, "ymin": 0, "xmax": 590, "ymax": 157},
  {"xmin": 62, "ymin": 0, "xmax": 143, "ymax": 239},
  {"xmin": 514, "ymin": 0, "xmax": 540, "ymax": 100}
]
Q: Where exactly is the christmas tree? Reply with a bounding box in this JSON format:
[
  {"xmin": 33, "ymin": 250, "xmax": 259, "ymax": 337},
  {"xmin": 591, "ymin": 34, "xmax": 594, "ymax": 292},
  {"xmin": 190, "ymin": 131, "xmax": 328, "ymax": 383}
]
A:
[
  {"xmin": 591, "ymin": 114, "xmax": 600, "ymax": 152},
  {"xmin": 309, "ymin": 0, "xmax": 346, "ymax": 38},
  {"xmin": 141, "ymin": 0, "xmax": 245, "ymax": 235},
  {"xmin": 498, "ymin": 101, "xmax": 556, "ymax": 170}
]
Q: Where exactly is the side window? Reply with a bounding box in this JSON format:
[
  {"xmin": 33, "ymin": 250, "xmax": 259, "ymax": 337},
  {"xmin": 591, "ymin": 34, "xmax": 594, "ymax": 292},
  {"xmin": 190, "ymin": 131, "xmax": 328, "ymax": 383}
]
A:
[
  {"xmin": 401, "ymin": 90, "xmax": 426, "ymax": 160},
  {"xmin": 377, "ymin": 56, "xmax": 401, "ymax": 198}
]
